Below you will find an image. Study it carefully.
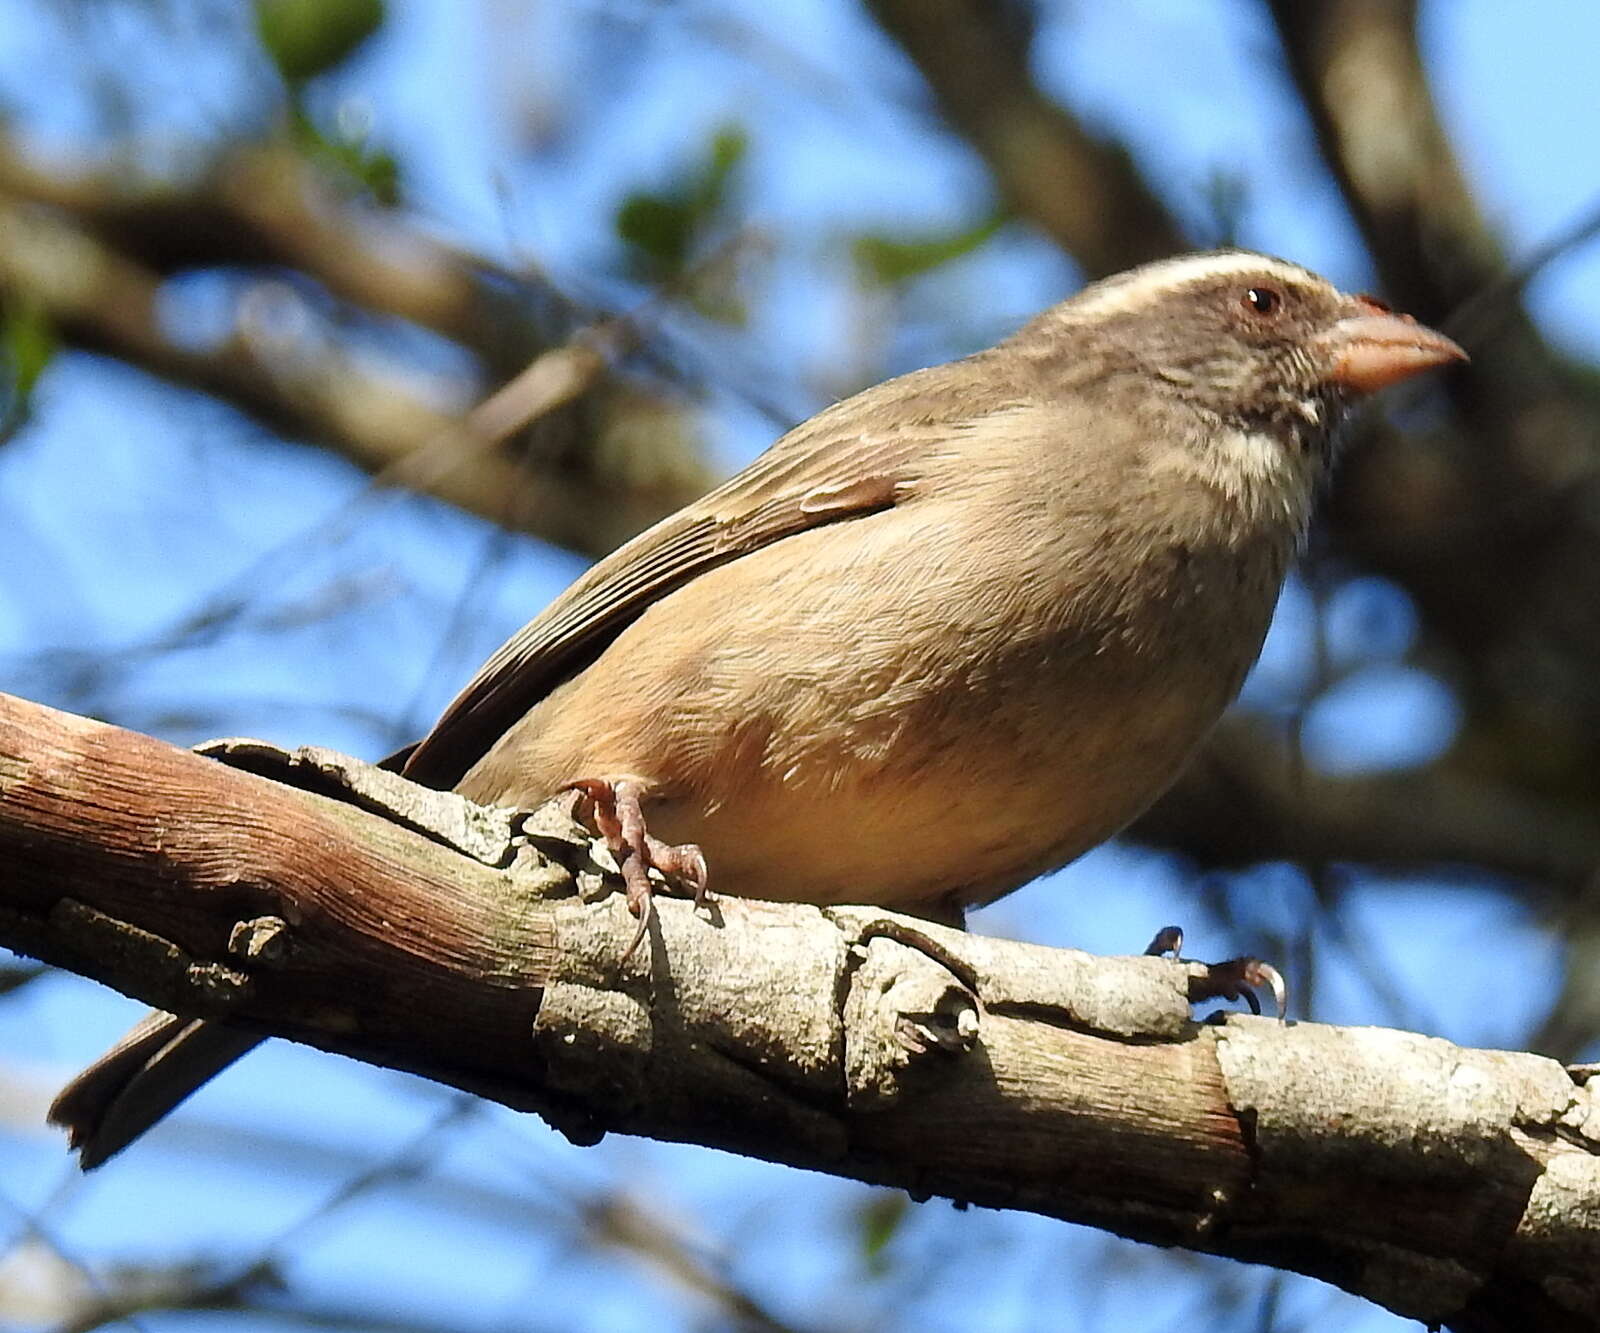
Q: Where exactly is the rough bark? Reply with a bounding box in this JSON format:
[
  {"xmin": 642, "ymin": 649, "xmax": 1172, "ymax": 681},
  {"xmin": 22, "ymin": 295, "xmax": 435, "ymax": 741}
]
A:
[{"xmin": 1, "ymin": 690, "xmax": 1597, "ymax": 1331}]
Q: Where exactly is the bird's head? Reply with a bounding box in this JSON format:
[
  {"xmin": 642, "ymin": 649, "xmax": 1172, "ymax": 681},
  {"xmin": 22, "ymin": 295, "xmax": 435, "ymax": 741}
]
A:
[
  {"xmin": 1008, "ymin": 251, "xmax": 1466, "ymax": 536},
  {"xmin": 1034, "ymin": 249, "xmax": 1466, "ymax": 442}
]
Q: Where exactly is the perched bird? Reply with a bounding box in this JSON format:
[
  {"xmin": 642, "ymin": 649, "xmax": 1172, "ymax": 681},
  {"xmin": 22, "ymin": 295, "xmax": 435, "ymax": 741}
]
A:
[{"xmin": 51, "ymin": 250, "xmax": 1465, "ymax": 1166}]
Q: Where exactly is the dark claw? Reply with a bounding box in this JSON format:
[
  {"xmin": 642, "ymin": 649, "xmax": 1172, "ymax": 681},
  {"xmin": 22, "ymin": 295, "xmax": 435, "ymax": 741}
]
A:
[
  {"xmin": 1147, "ymin": 925, "xmax": 1288, "ymax": 1019},
  {"xmin": 1188, "ymin": 957, "xmax": 1288, "ymax": 1020},
  {"xmin": 1145, "ymin": 925, "xmax": 1184, "ymax": 958}
]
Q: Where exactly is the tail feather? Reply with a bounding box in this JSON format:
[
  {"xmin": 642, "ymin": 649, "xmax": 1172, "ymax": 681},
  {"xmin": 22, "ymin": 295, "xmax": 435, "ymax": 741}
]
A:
[{"xmin": 49, "ymin": 1013, "xmax": 263, "ymax": 1169}]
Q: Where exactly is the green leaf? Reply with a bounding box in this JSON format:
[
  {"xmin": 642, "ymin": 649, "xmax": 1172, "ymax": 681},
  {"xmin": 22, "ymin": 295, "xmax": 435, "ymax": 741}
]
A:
[
  {"xmin": 614, "ymin": 124, "xmax": 748, "ymax": 284},
  {"xmin": 857, "ymin": 1191, "xmax": 910, "ymax": 1274},
  {"xmin": 0, "ymin": 299, "xmax": 57, "ymax": 420},
  {"xmin": 616, "ymin": 193, "xmax": 694, "ymax": 274},
  {"xmin": 691, "ymin": 127, "xmax": 748, "ymax": 213},
  {"xmin": 255, "ymin": 0, "xmax": 385, "ymax": 85},
  {"xmin": 289, "ymin": 108, "xmax": 402, "ymax": 205},
  {"xmin": 355, "ymin": 148, "xmax": 400, "ymax": 206},
  {"xmin": 854, "ymin": 211, "xmax": 1006, "ymax": 286}
]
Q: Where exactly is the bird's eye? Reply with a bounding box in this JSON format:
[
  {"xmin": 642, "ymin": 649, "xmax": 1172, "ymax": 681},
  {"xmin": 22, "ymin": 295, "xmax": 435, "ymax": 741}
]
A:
[{"xmin": 1242, "ymin": 286, "xmax": 1282, "ymax": 316}]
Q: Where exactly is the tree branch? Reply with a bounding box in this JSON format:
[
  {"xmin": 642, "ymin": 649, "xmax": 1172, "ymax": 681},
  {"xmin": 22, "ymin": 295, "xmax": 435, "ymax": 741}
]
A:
[
  {"xmin": 0, "ymin": 139, "xmax": 716, "ymax": 557},
  {"xmin": 2, "ymin": 691, "xmax": 1597, "ymax": 1331},
  {"xmin": 863, "ymin": 0, "xmax": 1185, "ymax": 275},
  {"xmin": 0, "ymin": 138, "xmax": 557, "ymax": 375}
]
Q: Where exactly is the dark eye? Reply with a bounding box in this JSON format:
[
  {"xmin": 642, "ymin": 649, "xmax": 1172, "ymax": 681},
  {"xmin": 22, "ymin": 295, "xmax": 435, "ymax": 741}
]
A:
[{"xmin": 1242, "ymin": 286, "xmax": 1282, "ymax": 316}]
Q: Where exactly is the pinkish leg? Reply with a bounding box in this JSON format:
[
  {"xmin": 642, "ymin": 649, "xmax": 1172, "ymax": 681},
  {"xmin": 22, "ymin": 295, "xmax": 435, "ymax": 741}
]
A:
[
  {"xmin": 644, "ymin": 836, "xmax": 709, "ymax": 907},
  {"xmin": 567, "ymin": 778, "xmax": 710, "ymax": 959}
]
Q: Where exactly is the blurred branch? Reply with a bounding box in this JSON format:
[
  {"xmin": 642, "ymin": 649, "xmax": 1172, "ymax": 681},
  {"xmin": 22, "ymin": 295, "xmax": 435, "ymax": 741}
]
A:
[
  {"xmin": 0, "ymin": 138, "xmax": 715, "ymax": 557},
  {"xmin": 1261, "ymin": 0, "xmax": 1502, "ymax": 326},
  {"xmin": 0, "ymin": 1079, "xmax": 806, "ymax": 1333},
  {"xmin": 3, "ymin": 691, "xmax": 1599, "ymax": 1332},
  {"xmin": 23, "ymin": 1246, "xmax": 545, "ymax": 1333},
  {"xmin": 579, "ymin": 1193, "xmax": 807, "ymax": 1333},
  {"xmin": 0, "ymin": 961, "xmax": 45, "ymax": 995},
  {"xmin": 1535, "ymin": 877, "xmax": 1600, "ymax": 1063},
  {"xmin": 0, "ymin": 191, "xmax": 707, "ymax": 555},
  {"xmin": 0, "ymin": 138, "xmax": 557, "ymax": 373},
  {"xmin": 1448, "ymin": 190, "xmax": 1600, "ymax": 348},
  {"xmin": 864, "ymin": 0, "xmax": 1185, "ymax": 274},
  {"xmin": 1140, "ymin": 716, "xmax": 1600, "ymax": 891}
]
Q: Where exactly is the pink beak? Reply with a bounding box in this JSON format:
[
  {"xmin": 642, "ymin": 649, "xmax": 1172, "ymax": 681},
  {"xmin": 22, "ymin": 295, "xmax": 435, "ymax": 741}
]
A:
[{"xmin": 1316, "ymin": 298, "xmax": 1468, "ymax": 394}]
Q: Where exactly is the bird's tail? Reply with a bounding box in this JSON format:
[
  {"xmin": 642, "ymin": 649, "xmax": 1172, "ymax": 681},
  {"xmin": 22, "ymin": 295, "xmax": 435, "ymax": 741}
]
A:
[{"xmin": 48, "ymin": 1013, "xmax": 263, "ymax": 1169}]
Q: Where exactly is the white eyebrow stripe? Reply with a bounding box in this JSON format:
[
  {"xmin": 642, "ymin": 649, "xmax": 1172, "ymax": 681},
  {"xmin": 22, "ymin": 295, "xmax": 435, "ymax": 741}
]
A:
[{"xmin": 1063, "ymin": 252, "xmax": 1323, "ymax": 320}]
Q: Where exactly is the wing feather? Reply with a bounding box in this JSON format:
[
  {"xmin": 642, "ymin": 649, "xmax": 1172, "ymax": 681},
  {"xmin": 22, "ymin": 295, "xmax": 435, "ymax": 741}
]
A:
[{"xmin": 401, "ymin": 357, "xmax": 1001, "ymax": 788}]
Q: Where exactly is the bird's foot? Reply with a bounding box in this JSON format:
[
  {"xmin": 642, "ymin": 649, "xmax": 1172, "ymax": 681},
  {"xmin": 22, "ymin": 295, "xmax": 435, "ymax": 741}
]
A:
[
  {"xmin": 1145, "ymin": 926, "xmax": 1287, "ymax": 1019},
  {"xmin": 567, "ymin": 777, "xmax": 709, "ymax": 960}
]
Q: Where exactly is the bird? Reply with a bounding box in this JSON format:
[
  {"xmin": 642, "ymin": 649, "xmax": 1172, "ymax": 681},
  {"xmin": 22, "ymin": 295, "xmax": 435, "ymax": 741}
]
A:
[{"xmin": 50, "ymin": 249, "xmax": 1466, "ymax": 1166}]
